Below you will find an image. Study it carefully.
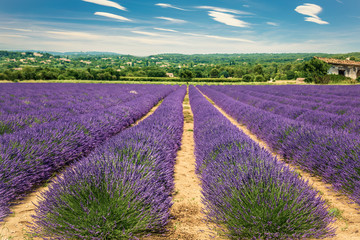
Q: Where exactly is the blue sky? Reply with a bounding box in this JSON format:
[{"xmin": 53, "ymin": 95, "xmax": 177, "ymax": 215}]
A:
[{"xmin": 0, "ymin": 0, "xmax": 359, "ymax": 55}]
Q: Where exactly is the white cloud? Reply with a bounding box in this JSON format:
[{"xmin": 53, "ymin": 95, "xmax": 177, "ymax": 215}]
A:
[
  {"xmin": 154, "ymin": 28, "xmax": 178, "ymax": 32},
  {"xmin": 155, "ymin": 3, "xmax": 186, "ymax": 11},
  {"xmin": 196, "ymin": 6, "xmax": 251, "ymax": 15},
  {"xmin": 267, "ymin": 22, "xmax": 279, "ymax": 26},
  {"xmin": 185, "ymin": 33, "xmax": 254, "ymax": 43},
  {"xmin": 131, "ymin": 31, "xmax": 162, "ymax": 36},
  {"xmin": 295, "ymin": 3, "xmax": 329, "ymax": 25},
  {"xmin": 46, "ymin": 31, "xmax": 102, "ymax": 40},
  {"xmin": 208, "ymin": 11, "xmax": 250, "ymax": 28},
  {"xmin": 82, "ymin": 0, "xmax": 127, "ymax": 11},
  {"xmin": 94, "ymin": 12, "xmax": 132, "ymax": 22},
  {"xmin": 155, "ymin": 17, "xmax": 187, "ymax": 24},
  {"xmin": 305, "ymin": 17, "xmax": 329, "ymax": 25},
  {"xmin": 0, "ymin": 34, "xmax": 29, "ymax": 38},
  {"xmin": 0, "ymin": 27, "xmax": 32, "ymax": 32}
]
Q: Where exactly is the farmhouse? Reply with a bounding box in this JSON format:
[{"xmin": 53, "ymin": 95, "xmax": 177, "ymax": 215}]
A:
[{"xmin": 316, "ymin": 57, "xmax": 360, "ymax": 79}]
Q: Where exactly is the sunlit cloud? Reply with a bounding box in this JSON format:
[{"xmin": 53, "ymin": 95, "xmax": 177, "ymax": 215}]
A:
[
  {"xmin": 131, "ymin": 30, "xmax": 162, "ymax": 36},
  {"xmin": 155, "ymin": 3, "xmax": 186, "ymax": 11},
  {"xmin": 94, "ymin": 12, "xmax": 132, "ymax": 22},
  {"xmin": 46, "ymin": 31, "xmax": 102, "ymax": 40},
  {"xmin": 155, "ymin": 17, "xmax": 187, "ymax": 24},
  {"xmin": 208, "ymin": 11, "xmax": 250, "ymax": 28},
  {"xmin": 0, "ymin": 34, "xmax": 29, "ymax": 38},
  {"xmin": 267, "ymin": 22, "xmax": 279, "ymax": 26},
  {"xmin": 295, "ymin": 3, "xmax": 329, "ymax": 25},
  {"xmin": 154, "ymin": 28, "xmax": 178, "ymax": 32},
  {"xmin": 304, "ymin": 17, "xmax": 329, "ymax": 25},
  {"xmin": 185, "ymin": 33, "xmax": 254, "ymax": 43},
  {"xmin": 196, "ymin": 6, "xmax": 251, "ymax": 15},
  {"xmin": 0, "ymin": 27, "xmax": 32, "ymax": 32},
  {"xmin": 82, "ymin": 0, "xmax": 127, "ymax": 11}
]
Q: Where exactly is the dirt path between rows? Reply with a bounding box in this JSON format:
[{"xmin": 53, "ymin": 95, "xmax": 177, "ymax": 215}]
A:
[
  {"xmin": 199, "ymin": 89, "xmax": 360, "ymax": 240},
  {"xmin": 144, "ymin": 89, "xmax": 219, "ymax": 240},
  {"xmin": 0, "ymin": 101, "xmax": 162, "ymax": 240}
]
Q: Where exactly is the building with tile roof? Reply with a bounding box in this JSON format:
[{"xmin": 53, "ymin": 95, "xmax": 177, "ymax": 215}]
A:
[{"xmin": 316, "ymin": 57, "xmax": 360, "ymax": 79}]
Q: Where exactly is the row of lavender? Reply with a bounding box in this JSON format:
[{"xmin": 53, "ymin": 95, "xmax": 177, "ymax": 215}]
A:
[
  {"xmin": 208, "ymin": 86, "xmax": 360, "ymax": 134},
  {"xmin": 239, "ymin": 85, "xmax": 360, "ymax": 106},
  {"xmin": 224, "ymin": 85, "xmax": 360, "ymax": 117},
  {"xmin": 189, "ymin": 86, "xmax": 334, "ymax": 239},
  {"xmin": 0, "ymin": 84, "xmax": 152, "ymax": 135},
  {"xmin": 31, "ymin": 86, "xmax": 186, "ymax": 239},
  {"xmin": 198, "ymin": 86, "xmax": 360, "ymax": 206},
  {"xmin": 0, "ymin": 84, "xmax": 177, "ymax": 221}
]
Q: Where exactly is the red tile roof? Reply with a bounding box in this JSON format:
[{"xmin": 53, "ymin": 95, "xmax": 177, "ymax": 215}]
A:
[{"xmin": 315, "ymin": 57, "xmax": 360, "ymax": 67}]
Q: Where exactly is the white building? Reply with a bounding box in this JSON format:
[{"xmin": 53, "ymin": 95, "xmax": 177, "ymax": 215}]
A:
[{"xmin": 316, "ymin": 57, "xmax": 360, "ymax": 80}]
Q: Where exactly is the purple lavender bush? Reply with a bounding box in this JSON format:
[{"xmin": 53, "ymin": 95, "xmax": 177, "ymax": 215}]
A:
[
  {"xmin": 190, "ymin": 86, "xmax": 335, "ymax": 239},
  {"xmin": 31, "ymin": 86, "xmax": 186, "ymax": 239},
  {"xmin": 0, "ymin": 84, "xmax": 176, "ymax": 222},
  {"xmin": 0, "ymin": 83, "xmax": 153, "ymax": 135},
  {"xmin": 199, "ymin": 86, "xmax": 360, "ymax": 206}
]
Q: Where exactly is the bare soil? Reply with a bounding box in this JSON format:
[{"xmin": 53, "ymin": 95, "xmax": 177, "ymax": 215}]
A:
[
  {"xmin": 200, "ymin": 90, "xmax": 360, "ymax": 240},
  {"xmin": 144, "ymin": 91, "xmax": 220, "ymax": 240},
  {"xmin": 0, "ymin": 101, "xmax": 162, "ymax": 240}
]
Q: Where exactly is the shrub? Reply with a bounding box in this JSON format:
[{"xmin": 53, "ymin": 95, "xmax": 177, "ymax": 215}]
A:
[{"xmin": 242, "ymin": 74, "xmax": 253, "ymax": 82}]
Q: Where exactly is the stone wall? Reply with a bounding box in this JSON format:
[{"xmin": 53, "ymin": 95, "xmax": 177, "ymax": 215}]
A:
[{"xmin": 328, "ymin": 65, "xmax": 360, "ymax": 79}]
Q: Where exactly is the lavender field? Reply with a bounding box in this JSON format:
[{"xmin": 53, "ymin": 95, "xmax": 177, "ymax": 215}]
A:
[{"xmin": 0, "ymin": 83, "xmax": 359, "ymax": 239}]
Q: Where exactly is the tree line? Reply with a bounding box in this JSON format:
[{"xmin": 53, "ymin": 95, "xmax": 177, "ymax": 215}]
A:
[{"xmin": 0, "ymin": 57, "xmax": 356, "ymax": 83}]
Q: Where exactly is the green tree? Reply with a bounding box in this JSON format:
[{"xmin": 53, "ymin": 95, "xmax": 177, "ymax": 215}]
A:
[
  {"xmin": 179, "ymin": 69, "xmax": 194, "ymax": 81},
  {"xmin": 242, "ymin": 74, "xmax": 253, "ymax": 82},
  {"xmin": 253, "ymin": 64, "xmax": 264, "ymax": 75},
  {"xmin": 301, "ymin": 58, "xmax": 330, "ymax": 83},
  {"xmin": 219, "ymin": 70, "xmax": 229, "ymax": 78},
  {"xmin": 210, "ymin": 68, "xmax": 220, "ymax": 78},
  {"xmin": 255, "ymin": 75, "xmax": 266, "ymax": 82},
  {"xmin": 147, "ymin": 69, "xmax": 166, "ymax": 77}
]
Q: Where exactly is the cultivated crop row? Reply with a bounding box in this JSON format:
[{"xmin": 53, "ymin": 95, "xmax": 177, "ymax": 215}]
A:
[
  {"xmin": 0, "ymin": 84, "xmax": 177, "ymax": 221},
  {"xmin": 239, "ymin": 85, "xmax": 360, "ymax": 106},
  {"xmin": 189, "ymin": 86, "xmax": 334, "ymax": 239},
  {"xmin": 0, "ymin": 84, "xmax": 156, "ymax": 135},
  {"xmin": 208, "ymin": 86, "xmax": 360, "ymax": 134},
  {"xmin": 198, "ymin": 86, "xmax": 360, "ymax": 206},
  {"xmin": 31, "ymin": 86, "xmax": 186, "ymax": 239},
  {"xmin": 219, "ymin": 85, "xmax": 360, "ymax": 117}
]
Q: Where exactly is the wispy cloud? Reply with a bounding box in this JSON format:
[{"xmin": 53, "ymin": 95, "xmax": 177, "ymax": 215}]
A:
[
  {"xmin": 46, "ymin": 31, "xmax": 102, "ymax": 40},
  {"xmin": 185, "ymin": 33, "xmax": 254, "ymax": 43},
  {"xmin": 208, "ymin": 11, "xmax": 250, "ymax": 28},
  {"xmin": 94, "ymin": 12, "xmax": 132, "ymax": 22},
  {"xmin": 0, "ymin": 34, "xmax": 29, "ymax": 38},
  {"xmin": 131, "ymin": 30, "xmax": 162, "ymax": 36},
  {"xmin": 155, "ymin": 3, "xmax": 186, "ymax": 11},
  {"xmin": 267, "ymin": 22, "xmax": 279, "ymax": 26},
  {"xmin": 155, "ymin": 17, "xmax": 187, "ymax": 24},
  {"xmin": 0, "ymin": 27, "xmax": 32, "ymax": 32},
  {"xmin": 336, "ymin": 0, "xmax": 343, "ymax": 3},
  {"xmin": 154, "ymin": 28, "xmax": 178, "ymax": 32},
  {"xmin": 82, "ymin": 0, "xmax": 127, "ymax": 11},
  {"xmin": 295, "ymin": 4, "xmax": 329, "ymax": 25},
  {"xmin": 196, "ymin": 6, "xmax": 251, "ymax": 15}
]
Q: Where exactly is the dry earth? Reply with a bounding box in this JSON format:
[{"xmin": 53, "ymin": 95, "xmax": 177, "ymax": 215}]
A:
[{"xmin": 143, "ymin": 90, "xmax": 220, "ymax": 240}]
